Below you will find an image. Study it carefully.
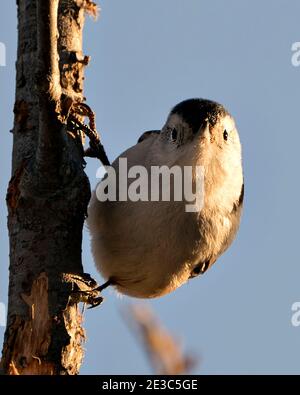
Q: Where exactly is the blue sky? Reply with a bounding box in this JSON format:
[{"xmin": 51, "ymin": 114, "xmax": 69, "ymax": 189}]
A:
[{"xmin": 1, "ymin": 0, "xmax": 300, "ymax": 374}]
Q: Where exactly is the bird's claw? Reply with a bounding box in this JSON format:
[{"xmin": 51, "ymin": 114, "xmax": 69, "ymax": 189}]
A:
[
  {"xmin": 87, "ymin": 296, "xmax": 104, "ymax": 309},
  {"xmin": 69, "ymin": 272, "xmax": 98, "ymax": 289},
  {"xmin": 77, "ymin": 289, "xmax": 104, "ymax": 309},
  {"xmin": 65, "ymin": 272, "xmax": 104, "ymax": 309},
  {"xmin": 67, "ymin": 102, "xmax": 110, "ymax": 166}
]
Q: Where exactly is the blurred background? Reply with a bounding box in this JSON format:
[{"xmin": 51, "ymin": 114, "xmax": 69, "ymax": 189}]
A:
[{"xmin": 1, "ymin": 0, "xmax": 300, "ymax": 374}]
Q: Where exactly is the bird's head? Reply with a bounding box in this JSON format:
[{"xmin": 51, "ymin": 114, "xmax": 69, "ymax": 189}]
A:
[{"xmin": 160, "ymin": 98, "xmax": 242, "ymax": 170}]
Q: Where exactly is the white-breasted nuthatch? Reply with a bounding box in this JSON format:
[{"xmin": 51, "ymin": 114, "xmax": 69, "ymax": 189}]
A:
[{"xmin": 87, "ymin": 99, "xmax": 244, "ymax": 298}]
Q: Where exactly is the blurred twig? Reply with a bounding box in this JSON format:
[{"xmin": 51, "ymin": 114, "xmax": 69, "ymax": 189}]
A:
[{"xmin": 123, "ymin": 304, "xmax": 197, "ymax": 375}]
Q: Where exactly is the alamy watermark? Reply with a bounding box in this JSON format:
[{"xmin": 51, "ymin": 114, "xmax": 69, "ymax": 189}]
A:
[
  {"xmin": 291, "ymin": 302, "xmax": 300, "ymax": 327},
  {"xmin": 0, "ymin": 41, "xmax": 6, "ymax": 67},
  {"xmin": 291, "ymin": 42, "xmax": 300, "ymax": 66},
  {"xmin": 0, "ymin": 302, "xmax": 6, "ymax": 327},
  {"xmin": 96, "ymin": 158, "xmax": 205, "ymax": 213}
]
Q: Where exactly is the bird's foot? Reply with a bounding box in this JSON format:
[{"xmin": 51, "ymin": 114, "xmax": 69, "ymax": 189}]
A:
[
  {"xmin": 65, "ymin": 272, "xmax": 104, "ymax": 309},
  {"xmin": 80, "ymin": 279, "xmax": 114, "ymax": 309},
  {"xmin": 66, "ymin": 101, "xmax": 110, "ymax": 166}
]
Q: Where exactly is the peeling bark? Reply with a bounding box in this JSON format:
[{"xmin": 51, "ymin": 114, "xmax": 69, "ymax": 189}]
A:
[
  {"xmin": 1, "ymin": 0, "xmax": 99, "ymax": 375},
  {"xmin": 3, "ymin": 273, "xmax": 53, "ymax": 375}
]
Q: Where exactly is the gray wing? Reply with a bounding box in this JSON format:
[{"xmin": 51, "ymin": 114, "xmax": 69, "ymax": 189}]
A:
[
  {"xmin": 222, "ymin": 182, "xmax": 244, "ymax": 253},
  {"xmin": 193, "ymin": 183, "xmax": 244, "ymax": 277}
]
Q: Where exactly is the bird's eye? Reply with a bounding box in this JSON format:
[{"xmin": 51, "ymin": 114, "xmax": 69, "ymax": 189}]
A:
[
  {"xmin": 223, "ymin": 129, "xmax": 228, "ymax": 141},
  {"xmin": 170, "ymin": 128, "xmax": 178, "ymax": 142}
]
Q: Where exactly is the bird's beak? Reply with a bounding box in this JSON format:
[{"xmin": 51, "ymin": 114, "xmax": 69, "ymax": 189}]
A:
[{"xmin": 196, "ymin": 120, "xmax": 210, "ymax": 138}]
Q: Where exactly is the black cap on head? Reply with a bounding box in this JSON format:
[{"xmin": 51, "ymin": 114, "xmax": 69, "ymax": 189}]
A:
[{"xmin": 171, "ymin": 99, "xmax": 228, "ymax": 134}]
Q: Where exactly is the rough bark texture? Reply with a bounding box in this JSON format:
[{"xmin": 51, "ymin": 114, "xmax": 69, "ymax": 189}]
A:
[{"xmin": 1, "ymin": 0, "xmax": 99, "ymax": 375}]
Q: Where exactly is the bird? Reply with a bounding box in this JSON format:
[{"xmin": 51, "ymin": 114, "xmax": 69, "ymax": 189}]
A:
[{"xmin": 87, "ymin": 98, "xmax": 244, "ymax": 298}]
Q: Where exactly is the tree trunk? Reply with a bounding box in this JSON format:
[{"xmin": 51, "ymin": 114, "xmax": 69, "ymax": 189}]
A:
[{"xmin": 1, "ymin": 0, "xmax": 99, "ymax": 375}]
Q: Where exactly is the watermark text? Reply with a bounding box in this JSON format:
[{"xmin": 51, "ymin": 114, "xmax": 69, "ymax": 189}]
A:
[
  {"xmin": 96, "ymin": 158, "xmax": 205, "ymax": 213},
  {"xmin": 0, "ymin": 302, "xmax": 6, "ymax": 327},
  {"xmin": 291, "ymin": 302, "xmax": 300, "ymax": 327},
  {"xmin": 291, "ymin": 42, "xmax": 300, "ymax": 66},
  {"xmin": 0, "ymin": 42, "xmax": 6, "ymax": 66}
]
